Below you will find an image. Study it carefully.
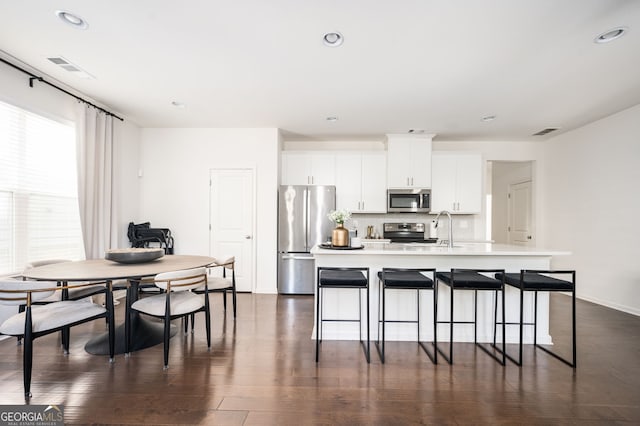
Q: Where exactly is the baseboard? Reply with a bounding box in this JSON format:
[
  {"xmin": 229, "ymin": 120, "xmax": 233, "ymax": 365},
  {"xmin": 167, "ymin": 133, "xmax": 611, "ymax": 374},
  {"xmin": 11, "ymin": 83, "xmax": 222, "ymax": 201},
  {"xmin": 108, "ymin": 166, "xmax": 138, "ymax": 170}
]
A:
[{"xmin": 578, "ymin": 294, "xmax": 640, "ymax": 316}]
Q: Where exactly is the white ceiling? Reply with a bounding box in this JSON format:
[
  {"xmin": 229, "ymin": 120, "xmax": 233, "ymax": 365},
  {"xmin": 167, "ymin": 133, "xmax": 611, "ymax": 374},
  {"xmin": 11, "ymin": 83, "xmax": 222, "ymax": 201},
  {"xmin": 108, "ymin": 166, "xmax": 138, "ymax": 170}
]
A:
[{"xmin": 1, "ymin": 0, "xmax": 639, "ymax": 141}]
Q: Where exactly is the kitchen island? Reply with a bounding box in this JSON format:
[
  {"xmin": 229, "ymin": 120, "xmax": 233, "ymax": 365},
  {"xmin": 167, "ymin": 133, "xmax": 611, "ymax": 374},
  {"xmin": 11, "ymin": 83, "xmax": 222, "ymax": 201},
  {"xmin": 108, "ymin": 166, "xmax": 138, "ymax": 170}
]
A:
[{"xmin": 311, "ymin": 243, "xmax": 570, "ymax": 344}]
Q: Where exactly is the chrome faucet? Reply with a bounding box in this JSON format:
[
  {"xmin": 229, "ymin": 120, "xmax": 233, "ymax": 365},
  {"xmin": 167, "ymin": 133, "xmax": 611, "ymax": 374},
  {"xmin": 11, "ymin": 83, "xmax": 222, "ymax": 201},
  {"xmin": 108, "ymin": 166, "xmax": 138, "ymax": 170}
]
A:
[{"xmin": 433, "ymin": 210, "xmax": 454, "ymax": 249}]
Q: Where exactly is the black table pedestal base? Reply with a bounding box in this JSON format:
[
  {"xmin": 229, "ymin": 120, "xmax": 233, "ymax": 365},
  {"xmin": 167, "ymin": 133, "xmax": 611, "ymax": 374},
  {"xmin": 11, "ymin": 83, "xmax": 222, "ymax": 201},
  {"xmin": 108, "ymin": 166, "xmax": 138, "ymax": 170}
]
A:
[{"xmin": 85, "ymin": 316, "xmax": 177, "ymax": 355}]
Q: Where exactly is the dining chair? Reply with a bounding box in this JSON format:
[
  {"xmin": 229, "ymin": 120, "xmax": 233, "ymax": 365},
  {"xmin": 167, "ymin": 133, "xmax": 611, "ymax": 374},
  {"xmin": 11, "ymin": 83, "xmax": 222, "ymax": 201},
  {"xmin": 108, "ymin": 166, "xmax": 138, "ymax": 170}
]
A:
[
  {"xmin": 207, "ymin": 257, "xmax": 237, "ymax": 318},
  {"xmin": 186, "ymin": 257, "xmax": 237, "ymax": 333},
  {"xmin": 20, "ymin": 259, "xmax": 117, "ymax": 346},
  {"xmin": 0, "ymin": 278, "xmax": 115, "ymax": 399},
  {"xmin": 128, "ymin": 267, "xmax": 210, "ymax": 369}
]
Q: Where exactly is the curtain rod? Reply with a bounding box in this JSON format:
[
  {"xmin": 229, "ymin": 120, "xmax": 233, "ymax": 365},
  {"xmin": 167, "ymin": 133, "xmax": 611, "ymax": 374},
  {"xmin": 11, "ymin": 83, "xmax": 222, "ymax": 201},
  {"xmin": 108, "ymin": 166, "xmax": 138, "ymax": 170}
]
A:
[{"xmin": 0, "ymin": 57, "xmax": 124, "ymax": 121}]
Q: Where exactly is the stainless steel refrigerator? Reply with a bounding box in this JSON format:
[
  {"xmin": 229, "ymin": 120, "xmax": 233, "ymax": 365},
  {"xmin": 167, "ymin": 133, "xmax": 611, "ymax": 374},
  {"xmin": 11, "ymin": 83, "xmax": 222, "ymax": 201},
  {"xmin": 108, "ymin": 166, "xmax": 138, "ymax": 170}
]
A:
[{"xmin": 278, "ymin": 185, "xmax": 336, "ymax": 294}]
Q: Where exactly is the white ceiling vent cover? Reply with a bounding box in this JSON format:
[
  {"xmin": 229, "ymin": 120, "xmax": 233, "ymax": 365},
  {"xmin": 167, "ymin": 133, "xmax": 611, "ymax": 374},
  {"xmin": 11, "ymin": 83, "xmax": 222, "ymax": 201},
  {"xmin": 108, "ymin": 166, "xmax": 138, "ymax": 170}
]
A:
[
  {"xmin": 532, "ymin": 128, "xmax": 559, "ymax": 136},
  {"xmin": 47, "ymin": 56, "xmax": 95, "ymax": 79}
]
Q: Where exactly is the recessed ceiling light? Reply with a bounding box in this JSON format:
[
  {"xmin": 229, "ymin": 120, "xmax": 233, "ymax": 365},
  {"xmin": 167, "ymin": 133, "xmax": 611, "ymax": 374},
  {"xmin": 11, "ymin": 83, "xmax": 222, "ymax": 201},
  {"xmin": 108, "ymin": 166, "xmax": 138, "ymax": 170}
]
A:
[
  {"xmin": 171, "ymin": 101, "xmax": 186, "ymax": 109},
  {"xmin": 481, "ymin": 115, "xmax": 497, "ymax": 122},
  {"xmin": 326, "ymin": 116, "xmax": 338, "ymax": 122},
  {"xmin": 323, "ymin": 32, "xmax": 344, "ymax": 47},
  {"xmin": 55, "ymin": 10, "xmax": 88, "ymax": 29},
  {"xmin": 594, "ymin": 27, "xmax": 628, "ymax": 44}
]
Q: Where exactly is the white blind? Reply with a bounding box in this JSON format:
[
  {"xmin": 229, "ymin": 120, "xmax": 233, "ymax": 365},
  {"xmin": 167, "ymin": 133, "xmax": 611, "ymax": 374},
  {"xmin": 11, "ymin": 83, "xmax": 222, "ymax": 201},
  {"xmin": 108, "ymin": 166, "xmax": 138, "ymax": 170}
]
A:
[{"xmin": 0, "ymin": 100, "xmax": 85, "ymax": 274}]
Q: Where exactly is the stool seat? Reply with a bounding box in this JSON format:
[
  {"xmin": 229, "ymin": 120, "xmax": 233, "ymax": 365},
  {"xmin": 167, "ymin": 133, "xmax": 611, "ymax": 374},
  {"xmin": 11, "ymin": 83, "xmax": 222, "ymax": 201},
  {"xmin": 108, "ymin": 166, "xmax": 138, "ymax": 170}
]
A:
[
  {"xmin": 377, "ymin": 271, "xmax": 433, "ymax": 288},
  {"xmin": 436, "ymin": 271, "xmax": 502, "ymax": 289},
  {"xmin": 319, "ymin": 270, "xmax": 367, "ymax": 287},
  {"xmin": 496, "ymin": 273, "xmax": 573, "ymax": 291}
]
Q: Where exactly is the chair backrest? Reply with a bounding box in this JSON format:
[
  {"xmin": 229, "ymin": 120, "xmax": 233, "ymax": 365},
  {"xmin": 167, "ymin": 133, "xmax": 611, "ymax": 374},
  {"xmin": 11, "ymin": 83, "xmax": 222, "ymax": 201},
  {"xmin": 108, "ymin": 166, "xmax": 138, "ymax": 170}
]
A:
[
  {"xmin": 212, "ymin": 256, "xmax": 235, "ymax": 269},
  {"xmin": 23, "ymin": 259, "xmax": 71, "ymax": 271},
  {"xmin": 153, "ymin": 267, "xmax": 207, "ymax": 292},
  {"xmin": 0, "ymin": 279, "xmax": 58, "ymax": 306}
]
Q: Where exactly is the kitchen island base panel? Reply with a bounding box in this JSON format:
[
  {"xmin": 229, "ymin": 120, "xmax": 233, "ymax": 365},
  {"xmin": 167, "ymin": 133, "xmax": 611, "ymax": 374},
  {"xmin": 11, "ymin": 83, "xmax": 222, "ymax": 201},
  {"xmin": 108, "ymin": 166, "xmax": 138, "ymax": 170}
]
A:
[{"xmin": 311, "ymin": 246, "xmax": 562, "ymax": 344}]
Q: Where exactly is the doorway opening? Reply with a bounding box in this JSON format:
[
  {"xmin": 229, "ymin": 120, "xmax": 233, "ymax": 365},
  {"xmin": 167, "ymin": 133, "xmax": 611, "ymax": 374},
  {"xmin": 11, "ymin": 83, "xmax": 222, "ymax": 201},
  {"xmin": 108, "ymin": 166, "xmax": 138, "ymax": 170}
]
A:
[{"xmin": 488, "ymin": 161, "xmax": 535, "ymax": 246}]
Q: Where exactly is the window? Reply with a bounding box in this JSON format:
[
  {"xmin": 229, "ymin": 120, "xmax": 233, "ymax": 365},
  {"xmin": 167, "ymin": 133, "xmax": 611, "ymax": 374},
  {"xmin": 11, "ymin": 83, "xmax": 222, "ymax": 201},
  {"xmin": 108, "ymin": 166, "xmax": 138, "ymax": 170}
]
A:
[{"xmin": 0, "ymin": 100, "xmax": 85, "ymax": 274}]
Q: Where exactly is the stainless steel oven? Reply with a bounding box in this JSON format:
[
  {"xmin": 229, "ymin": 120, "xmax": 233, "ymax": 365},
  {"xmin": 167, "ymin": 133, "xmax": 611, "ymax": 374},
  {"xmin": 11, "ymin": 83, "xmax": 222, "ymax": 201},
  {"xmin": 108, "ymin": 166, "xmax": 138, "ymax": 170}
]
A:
[{"xmin": 387, "ymin": 189, "xmax": 431, "ymax": 213}]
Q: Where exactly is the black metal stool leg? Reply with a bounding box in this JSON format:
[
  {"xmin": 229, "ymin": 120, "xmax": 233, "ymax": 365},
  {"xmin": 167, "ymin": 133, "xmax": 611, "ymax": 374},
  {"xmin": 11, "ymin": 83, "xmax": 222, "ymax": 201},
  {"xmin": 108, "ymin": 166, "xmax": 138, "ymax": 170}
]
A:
[
  {"xmin": 315, "ymin": 280, "xmax": 321, "ymax": 363},
  {"xmin": 572, "ymin": 286, "xmax": 577, "ymax": 367}
]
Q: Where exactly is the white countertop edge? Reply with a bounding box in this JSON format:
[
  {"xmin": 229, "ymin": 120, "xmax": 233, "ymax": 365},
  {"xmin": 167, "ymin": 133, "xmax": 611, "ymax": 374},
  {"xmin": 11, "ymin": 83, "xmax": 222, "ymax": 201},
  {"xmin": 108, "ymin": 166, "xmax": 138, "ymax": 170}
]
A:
[{"xmin": 311, "ymin": 243, "xmax": 570, "ymax": 256}]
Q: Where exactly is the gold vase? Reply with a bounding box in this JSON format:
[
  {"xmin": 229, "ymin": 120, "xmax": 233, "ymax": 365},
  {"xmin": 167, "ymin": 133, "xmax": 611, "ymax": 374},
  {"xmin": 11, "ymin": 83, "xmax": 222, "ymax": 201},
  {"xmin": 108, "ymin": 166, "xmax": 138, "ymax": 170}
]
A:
[{"xmin": 331, "ymin": 223, "xmax": 349, "ymax": 247}]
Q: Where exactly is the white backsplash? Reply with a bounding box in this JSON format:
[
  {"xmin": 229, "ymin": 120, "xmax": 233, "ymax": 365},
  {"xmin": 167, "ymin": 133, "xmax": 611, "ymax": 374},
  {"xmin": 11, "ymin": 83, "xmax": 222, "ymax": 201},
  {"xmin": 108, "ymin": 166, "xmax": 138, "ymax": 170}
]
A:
[{"xmin": 349, "ymin": 213, "xmax": 484, "ymax": 241}]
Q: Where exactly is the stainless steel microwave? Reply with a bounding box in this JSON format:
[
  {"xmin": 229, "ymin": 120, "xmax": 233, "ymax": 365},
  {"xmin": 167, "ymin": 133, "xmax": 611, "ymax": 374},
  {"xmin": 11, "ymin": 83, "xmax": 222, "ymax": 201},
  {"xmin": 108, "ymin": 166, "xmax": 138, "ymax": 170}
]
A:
[{"xmin": 387, "ymin": 189, "xmax": 431, "ymax": 213}]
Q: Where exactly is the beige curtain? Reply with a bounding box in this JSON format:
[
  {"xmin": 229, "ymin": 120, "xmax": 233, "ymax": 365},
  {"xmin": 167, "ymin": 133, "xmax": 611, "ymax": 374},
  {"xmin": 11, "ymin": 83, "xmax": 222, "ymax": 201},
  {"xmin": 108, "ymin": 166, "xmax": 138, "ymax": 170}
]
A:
[{"xmin": 75, "ymin": 103, "xmax": 118, "ymax": 259}]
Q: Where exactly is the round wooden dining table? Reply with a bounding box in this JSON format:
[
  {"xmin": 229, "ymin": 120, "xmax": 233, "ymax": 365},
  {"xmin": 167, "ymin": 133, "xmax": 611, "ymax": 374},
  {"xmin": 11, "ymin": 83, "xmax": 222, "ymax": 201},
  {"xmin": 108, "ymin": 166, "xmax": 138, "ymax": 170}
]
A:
[{"xmin": 23, "ymin": 255, "xmax": 216, "ymax": 355}]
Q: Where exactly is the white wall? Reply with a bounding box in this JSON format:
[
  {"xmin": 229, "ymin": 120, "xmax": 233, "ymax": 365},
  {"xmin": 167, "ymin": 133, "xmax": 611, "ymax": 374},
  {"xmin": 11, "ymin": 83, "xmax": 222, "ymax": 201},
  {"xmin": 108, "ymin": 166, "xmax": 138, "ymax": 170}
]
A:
[
  {"xmin": 542, "ymin": 104, "xmax": 640, "ymax": 315},
  {"xmin": 113, "ymin": 120, "xmax": 142, "ymax": 246},
  {"xmin": 139, "ymin": 128, "xmax": 280, "ymax": 294}
]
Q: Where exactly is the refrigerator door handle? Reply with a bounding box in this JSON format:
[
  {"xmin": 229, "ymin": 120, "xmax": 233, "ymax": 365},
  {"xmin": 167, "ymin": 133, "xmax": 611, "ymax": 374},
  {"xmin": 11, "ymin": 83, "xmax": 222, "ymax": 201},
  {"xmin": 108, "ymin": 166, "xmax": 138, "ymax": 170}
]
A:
[
  {"xmin": 305, "ymin": 188, "xmax": 310, "ymax": 251},
  {"xmin": 281, "ymin": 254, "xmax": 314, "ymax": 260}
]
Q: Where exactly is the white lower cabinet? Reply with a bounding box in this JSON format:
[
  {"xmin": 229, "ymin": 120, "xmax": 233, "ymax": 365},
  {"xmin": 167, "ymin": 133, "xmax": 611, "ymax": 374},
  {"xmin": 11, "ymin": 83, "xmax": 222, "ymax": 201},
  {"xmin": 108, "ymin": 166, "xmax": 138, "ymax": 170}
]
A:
[
  {"xmin": 336, "ymin": 153, "xmax": 386, "ymax": 213},
  {"xmin": 431, "ymin": 152, "xmax": 482, "ymax": 214}
]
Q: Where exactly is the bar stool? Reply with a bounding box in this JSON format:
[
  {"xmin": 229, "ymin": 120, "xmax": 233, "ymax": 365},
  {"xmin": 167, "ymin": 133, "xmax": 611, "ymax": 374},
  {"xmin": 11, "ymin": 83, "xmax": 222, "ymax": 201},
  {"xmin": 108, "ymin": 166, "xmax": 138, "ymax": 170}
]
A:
[
  {"xmin": 494, "ymin": 269, "xmax": 576, "ymax": 368},
  {"xmin": 376, "ymin": 268, "xmax": 437, "ymax": 364},
  {"xmin": 316, "ymin": 266, "xmax": 370, "ymax": 363},
  {"xmin": 435, "ymin": 269, "xmax": 506, "ymax": 365}
]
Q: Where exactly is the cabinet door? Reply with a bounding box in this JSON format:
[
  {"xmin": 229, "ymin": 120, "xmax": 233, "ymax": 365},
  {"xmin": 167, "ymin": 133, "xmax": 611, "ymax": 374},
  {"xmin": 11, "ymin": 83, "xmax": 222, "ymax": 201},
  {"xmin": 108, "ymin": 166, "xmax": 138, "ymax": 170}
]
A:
[
  {"xmin": 282, "ymin": 152, "xmax": 311, "ymax": 185},
  {"xmin": 431, "ymin": 153, "xmax": 457, "ymax": 212},
  {"xmin": 360, "ymin": 153, "xmax": 387, "ymax": 213},
  {"xmin": 386, "ymin": 139, "xmax": 412, "ymax": 188},
  {"xmin": 410, "ymin": 138, "xmax": 432, "ymax": 188},
  {"xmin": 387, "ymin": 137, "xmax": 432, "ymax": 188},
  {"xmin": 454, "ymin": 154, "xmax": 482, "ymax": 213},
  {"xmin": 335, "ymin": 154, "xmax": 362, "ymax": 212},
  {"xmin": 310, "ymin": 153, "xmax": 336, "ymax": 185}
]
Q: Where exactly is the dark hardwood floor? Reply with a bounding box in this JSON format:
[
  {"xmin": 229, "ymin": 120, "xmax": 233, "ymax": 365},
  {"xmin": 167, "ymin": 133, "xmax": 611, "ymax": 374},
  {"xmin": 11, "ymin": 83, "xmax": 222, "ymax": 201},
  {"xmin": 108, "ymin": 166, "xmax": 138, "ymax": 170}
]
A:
[{"xmin": 1, "ymin": 292, "xmax": 639, "ymax": 425}]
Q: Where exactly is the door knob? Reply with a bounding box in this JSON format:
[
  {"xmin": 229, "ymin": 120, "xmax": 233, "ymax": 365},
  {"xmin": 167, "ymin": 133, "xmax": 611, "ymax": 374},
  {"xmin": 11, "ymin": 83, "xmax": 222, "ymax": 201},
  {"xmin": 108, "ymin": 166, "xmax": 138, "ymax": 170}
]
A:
[
  {"xmin": 245, "ymin": 235, "xmax": 252, "ymax": 239},
  {"xmin": 527, "ymin": 235, "xmax": 532, "ymax": 240}
]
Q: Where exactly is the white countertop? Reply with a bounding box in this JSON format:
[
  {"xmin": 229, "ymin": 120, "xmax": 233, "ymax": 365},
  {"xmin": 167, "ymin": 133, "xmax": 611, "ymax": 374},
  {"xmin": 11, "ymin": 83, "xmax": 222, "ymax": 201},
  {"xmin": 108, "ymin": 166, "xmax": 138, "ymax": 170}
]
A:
[{"xmin": 311, "ymin": 242, "xmax": 570, "ymax": 257}]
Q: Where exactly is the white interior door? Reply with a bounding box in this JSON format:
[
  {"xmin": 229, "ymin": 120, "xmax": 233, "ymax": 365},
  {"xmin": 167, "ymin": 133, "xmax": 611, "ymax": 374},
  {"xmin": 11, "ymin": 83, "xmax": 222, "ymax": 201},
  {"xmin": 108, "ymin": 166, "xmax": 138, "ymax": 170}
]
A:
[
  {"xmin": 508, "ymin": 180, "xmax": 533, "ymax": 246},
  {"xmin": 209, "ymin": 168, "xmax": 255, "ymax": 292}
]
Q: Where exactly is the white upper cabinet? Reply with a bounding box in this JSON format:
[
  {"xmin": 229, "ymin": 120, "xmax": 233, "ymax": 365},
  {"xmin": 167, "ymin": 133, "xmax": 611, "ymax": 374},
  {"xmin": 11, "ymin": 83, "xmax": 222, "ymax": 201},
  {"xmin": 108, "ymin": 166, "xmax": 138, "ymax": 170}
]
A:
[
  {"xmin": 431, "ymin": 152, "xmax": 482, "ymax": 214},
  {"xmin": 386, "ymin": 134, "xmax": 433, "ymax": 188},
  {"xmin": 281, "ymin": 151, "xmax": 336, "ymax": 185},
  {"xmin": 335, "ymin": 152, "xmax": 387, "ymax": 213}
]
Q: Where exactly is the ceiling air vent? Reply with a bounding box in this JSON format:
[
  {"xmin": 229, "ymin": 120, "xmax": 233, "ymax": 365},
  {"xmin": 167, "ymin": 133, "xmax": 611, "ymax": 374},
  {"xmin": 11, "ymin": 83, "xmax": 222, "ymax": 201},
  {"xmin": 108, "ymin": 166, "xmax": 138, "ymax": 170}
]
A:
[
  {"xmin": 47, "ymin": 56, "xmax": 95, "ymax": 79},
  {"xmin": 532, "ymin": 128, "xmax": 559, "ymax": 136}
]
